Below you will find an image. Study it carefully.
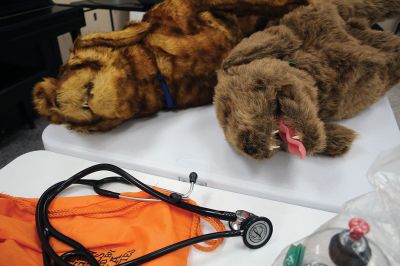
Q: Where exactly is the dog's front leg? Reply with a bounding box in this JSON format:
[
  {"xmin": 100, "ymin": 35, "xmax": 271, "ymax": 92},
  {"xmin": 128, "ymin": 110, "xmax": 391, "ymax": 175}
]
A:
[
  {"xmin": 346, "ymin": 18, "xmax": 400, "ymax": 88},
  {"xmin": 324, "ymin": 0, "xmax": 400, "ymax": 24},
  {"xmin": 318, "ymin": 124, "xmax": 357, "ymax": 157}
]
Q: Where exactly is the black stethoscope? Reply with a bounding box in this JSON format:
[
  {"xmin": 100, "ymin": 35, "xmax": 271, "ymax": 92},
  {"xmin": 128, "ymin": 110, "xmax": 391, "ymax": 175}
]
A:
[{"xmin": 36, "ymin": 164, "xmax": 273, "ymax": 265}]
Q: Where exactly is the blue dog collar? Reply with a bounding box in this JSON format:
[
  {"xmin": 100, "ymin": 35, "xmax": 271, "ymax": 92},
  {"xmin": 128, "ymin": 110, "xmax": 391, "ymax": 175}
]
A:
[{"xmin": 156, "ymin": 72, "xmax": 174, "ymax": 110}]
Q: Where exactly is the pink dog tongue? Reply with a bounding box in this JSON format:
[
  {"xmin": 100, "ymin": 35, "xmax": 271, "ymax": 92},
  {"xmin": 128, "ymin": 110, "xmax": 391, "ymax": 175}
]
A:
[{"xmin": 279, "ymin": 119, "xmax": 307, "ymax": 159}]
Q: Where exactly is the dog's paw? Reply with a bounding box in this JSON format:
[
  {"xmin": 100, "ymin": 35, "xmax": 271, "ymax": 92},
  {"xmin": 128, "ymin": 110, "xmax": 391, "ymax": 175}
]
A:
[{"xmin": 319, "ymin": 124, "xmax": 357, "ymax": 157}]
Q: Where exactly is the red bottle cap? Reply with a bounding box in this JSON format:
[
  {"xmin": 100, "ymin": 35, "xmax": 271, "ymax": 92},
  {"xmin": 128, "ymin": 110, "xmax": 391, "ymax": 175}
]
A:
[{"xmin": 348, "ymin": 218, "xmax": 370, "ymax": 240}]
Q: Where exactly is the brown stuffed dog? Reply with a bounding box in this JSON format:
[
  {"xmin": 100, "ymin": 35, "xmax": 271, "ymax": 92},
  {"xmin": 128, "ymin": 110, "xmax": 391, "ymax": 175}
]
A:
[
  {"xmin": 215, "ymin": 0, "xmax": 400, "ymax": 159},
  {"xmin": 33, "ymin": 0, "xmax": 306, "ymax": 132}
]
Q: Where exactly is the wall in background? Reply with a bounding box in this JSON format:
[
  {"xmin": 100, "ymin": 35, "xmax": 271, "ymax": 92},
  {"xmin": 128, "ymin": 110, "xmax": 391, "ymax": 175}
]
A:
[
  {"xmin": 129, "ymin": 11, "xmax": 144, "ymax": 21},
  {"xmin": 54, "ymin": 0, "xmax": 129, "ymax": 63}
]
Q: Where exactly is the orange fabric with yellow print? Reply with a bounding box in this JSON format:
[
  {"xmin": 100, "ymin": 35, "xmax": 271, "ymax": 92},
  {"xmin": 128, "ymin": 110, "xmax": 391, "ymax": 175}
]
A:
[{"xmin": 0, "ymin": 189, "xmax": 225, "ymax": 266}]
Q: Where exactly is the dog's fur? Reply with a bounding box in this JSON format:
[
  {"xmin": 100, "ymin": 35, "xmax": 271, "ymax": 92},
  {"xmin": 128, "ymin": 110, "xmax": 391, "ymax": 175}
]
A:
[
  {"xmin": 33, "ymin": 0, "xmax": 306, "ymax": 132},
  {"xmin": 215, "ymin": 0, "xmax": 400, "ymax": 159}
]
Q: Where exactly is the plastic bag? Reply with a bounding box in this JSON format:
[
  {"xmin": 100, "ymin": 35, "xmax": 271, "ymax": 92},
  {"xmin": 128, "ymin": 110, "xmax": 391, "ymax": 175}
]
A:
[{"xmin": 272, "ymin": 146, "xmax": 400, "ymax": 266}]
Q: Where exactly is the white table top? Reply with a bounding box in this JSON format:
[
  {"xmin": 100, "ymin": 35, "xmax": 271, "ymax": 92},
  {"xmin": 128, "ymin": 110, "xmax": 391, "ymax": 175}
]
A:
[
  {"xmin": 42, "ymin": 96, "xmax": 400, "ymax": 212},
  {"xmin": 0, "ymin": 151, "xmax": 335, "ymax": 266}
]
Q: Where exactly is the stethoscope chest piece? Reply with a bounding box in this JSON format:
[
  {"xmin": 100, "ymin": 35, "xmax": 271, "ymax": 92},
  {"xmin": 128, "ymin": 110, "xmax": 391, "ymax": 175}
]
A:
[
  {"xmin": 241, "ymin": 216, "xmax": 273, "ymax": 249},
  {"xmin": 229, "ymin": 210, "xmax": 273, "ymax": 249}
]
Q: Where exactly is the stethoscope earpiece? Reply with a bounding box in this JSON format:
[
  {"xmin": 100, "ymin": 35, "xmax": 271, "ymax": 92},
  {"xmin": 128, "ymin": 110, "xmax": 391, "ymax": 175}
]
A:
[{"xmin": 241, "ymin": 216, "xmax": 273, "ymax": 249}]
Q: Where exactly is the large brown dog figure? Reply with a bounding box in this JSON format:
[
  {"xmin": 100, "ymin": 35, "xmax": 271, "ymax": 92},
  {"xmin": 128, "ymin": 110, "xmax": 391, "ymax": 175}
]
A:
[
  {"xmin": 33, "ymin": 0, "xmax": 306, "ymax": 132},
  {"xmin": 215, "ymin": 0, "xmax": 400, "ymax": 159}
]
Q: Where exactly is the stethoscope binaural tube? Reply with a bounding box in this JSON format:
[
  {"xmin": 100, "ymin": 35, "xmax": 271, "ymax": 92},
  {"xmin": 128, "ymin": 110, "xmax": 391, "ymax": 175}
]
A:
[
  {"xmin": 35, "ymin": 164, "xmax": 273, "ymax": 265},
  {"xmin": 75, "ymin": 164, "xmax": 237, "ymax": 220}
]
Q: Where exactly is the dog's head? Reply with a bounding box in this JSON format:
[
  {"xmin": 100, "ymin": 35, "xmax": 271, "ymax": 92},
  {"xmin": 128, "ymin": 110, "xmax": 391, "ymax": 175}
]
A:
[
  {"xmin": 216, "ymin": 56, "xmax": 327, "ymax": 160},
  {"xmin": 215, "ymin": 58, "xmax": 327, "ymax": 159},
  {"xmin": 33, "ymin": 22, "xmax": 158, "ymax": 132}
]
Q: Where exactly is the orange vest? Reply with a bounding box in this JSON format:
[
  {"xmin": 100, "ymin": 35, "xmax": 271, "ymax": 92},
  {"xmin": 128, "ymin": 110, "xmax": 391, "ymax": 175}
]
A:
[{"xmin": 0, "ymin": 189, "xmax": 224, "ymax": 265}]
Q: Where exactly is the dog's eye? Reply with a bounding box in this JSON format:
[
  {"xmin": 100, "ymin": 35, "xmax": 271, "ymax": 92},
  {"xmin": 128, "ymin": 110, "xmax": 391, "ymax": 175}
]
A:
[
  {"xmin": 274, "ymin": 91, "xmax": 283, "ymax": 116},
  {"xmin": 276, "ymin": 100, "xmax": 282, "ymax": 115}
]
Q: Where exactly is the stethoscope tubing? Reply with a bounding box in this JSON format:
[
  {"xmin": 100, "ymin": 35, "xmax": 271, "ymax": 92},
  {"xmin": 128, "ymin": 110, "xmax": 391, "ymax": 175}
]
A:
[
  {"xmin": 120, "ymin": 231, "xmax": 242, "ymax": 266},
  {"xmin": 36, "ymin": 181, "xmax": 98, "ymax": 266},
  {"xmin": 36, "ymin": 163, "xmax": 240, "ymax": 266}
]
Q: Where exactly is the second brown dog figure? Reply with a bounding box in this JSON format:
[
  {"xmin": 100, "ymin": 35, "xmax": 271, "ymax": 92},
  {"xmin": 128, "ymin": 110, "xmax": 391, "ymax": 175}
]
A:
[{"xmin": 215, "ymin": 0, "xmax": 400, "ymax": 159}]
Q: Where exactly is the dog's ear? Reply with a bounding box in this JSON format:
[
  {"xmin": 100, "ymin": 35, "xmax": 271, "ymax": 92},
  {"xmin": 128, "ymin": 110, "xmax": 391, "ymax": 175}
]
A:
[
  {"xmin": 32, "ymin": 78, "xmax": 62, "ymax": 123},
  {"xmin": 222, "ymin": 25, "xmax": 301, "ymax": 70},
  {"xmin": 74, "ymin": 22, "xmax": 151, "ymax": 49}
]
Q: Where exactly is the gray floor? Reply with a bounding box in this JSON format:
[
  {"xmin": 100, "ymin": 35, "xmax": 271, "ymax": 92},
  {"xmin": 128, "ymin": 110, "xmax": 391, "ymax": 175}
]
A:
[
  {"xmin": 0, "ymin": 88, "xmax": 399, "ymax": 169},
  {"xmin": 0, "ymin": 118, "xmax": 49, "ymax": 168}
]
